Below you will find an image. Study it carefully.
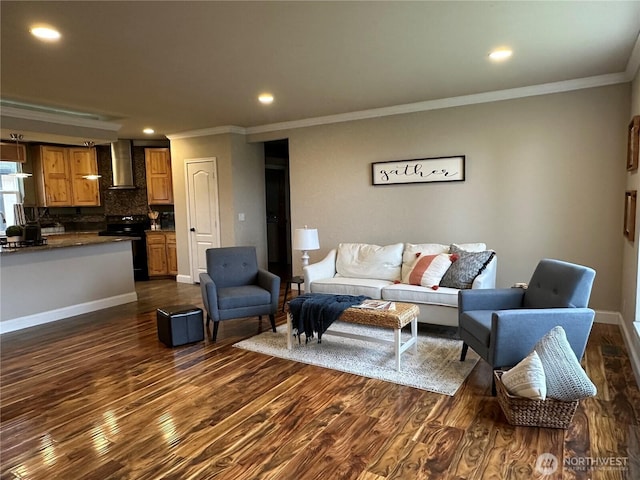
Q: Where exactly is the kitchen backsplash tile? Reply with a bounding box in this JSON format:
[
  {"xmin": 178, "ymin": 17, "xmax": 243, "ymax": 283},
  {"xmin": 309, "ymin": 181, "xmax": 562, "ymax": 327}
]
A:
[{"xmin": 99, "ymin": 145, "xmax": 149, "ymax": 216}]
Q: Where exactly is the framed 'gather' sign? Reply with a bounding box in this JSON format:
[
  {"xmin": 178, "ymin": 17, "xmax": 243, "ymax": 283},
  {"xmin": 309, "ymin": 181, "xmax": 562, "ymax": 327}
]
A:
[{"xmin": 371, "ymin": 155, "xmax": 465, "ymax": 186}]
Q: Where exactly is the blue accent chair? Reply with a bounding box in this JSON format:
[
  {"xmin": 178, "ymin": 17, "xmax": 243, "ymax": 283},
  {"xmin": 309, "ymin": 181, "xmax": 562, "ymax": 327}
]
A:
[
  {"xmin": 200, "ymin": 246, "xmax": 281, "ymax": 341},
  {"xmin": 458, "ymin": 258, "xmax": 596, "ymax": 394}
]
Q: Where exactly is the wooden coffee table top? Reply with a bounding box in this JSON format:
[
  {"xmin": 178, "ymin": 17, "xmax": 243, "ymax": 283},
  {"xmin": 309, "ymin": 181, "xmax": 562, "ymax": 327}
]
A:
[{"xmin": 339, "ymin": 302, "xmax": 419, "ymax": 330}]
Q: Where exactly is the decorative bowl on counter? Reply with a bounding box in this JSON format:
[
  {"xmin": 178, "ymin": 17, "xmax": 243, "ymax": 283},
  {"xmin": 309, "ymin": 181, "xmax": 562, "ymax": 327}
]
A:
[{"xmin": 148, "ymin": 211, "xmax": 160, "ymax": 231}]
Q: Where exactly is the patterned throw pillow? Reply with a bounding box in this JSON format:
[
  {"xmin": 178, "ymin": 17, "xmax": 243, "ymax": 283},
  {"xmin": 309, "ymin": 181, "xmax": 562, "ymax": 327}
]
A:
[
  {"xmin": 403, "ymin": 253, "xmax": 453, "ymax": 288},
  {"xmin": 533, "ymin": 326, "xmax": 597, "ymax": 401},
  {"xmin": 439, "ymin": 245, "xmax": 495, "ymax": 289},
  {"xmin": 501, "ymin": 350, "xmax": 547, "ymax": 400},
  {"xmin": 401, "ymin": 243, "xmax": 449, "ymax": 280}
]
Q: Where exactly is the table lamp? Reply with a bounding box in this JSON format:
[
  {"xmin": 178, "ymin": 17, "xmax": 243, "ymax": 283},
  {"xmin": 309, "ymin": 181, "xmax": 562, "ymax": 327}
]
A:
[{"xmin": 293, "ymin": 226, "xmax": 319, "ymax": 268}]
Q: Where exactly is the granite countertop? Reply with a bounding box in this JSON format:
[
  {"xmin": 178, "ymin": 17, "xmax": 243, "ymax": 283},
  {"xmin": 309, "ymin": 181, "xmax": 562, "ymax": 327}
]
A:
[{"xmin": 0, "ymin": 233, "xmax": 136, "ymax": 255}]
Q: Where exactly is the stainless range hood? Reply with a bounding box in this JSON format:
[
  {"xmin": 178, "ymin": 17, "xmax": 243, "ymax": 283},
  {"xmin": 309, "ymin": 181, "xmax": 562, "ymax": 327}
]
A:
[{"xmin": 109, "ymin": 140, "xmax": 136, "ymax": 189}]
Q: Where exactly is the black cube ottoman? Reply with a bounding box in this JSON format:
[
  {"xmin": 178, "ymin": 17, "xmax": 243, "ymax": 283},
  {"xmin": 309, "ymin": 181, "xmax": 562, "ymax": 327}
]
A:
[{"xmin": 157, "ymin": 305, "xmax": 204, "ymax": 347}]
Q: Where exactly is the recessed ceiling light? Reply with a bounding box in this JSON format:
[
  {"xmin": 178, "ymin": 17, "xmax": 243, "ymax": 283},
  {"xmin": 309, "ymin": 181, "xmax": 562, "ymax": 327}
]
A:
[
  {"xmin": 30, "ymin": 25, "xmax": 61, "ymax": 41},
  {"xmin": 143, "ymin": 128, "xmax": 155, "ymax": 134},
  {"xmin": 258, "ymin": 93, "xmax": 274, "ymax": 105},
  {"xmin": 489, "ymin": 49, "xmax": 513, "ymax": 61}
]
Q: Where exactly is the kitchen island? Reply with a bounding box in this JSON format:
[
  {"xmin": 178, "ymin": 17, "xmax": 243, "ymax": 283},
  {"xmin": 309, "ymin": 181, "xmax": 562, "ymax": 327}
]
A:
[{"xmin": 1, "ymin": 233, "xmax": 138, "ymax": 333}]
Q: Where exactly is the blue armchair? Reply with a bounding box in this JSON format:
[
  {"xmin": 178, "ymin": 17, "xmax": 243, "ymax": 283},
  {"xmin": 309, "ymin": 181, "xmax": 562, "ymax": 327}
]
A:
[
  {"xmin": 200, "ymin": 246, "xmax": 281, "ymax": 342},
  {"xmin": 458, "ymin": 258, "xmax": 596, "ymax": 394}
]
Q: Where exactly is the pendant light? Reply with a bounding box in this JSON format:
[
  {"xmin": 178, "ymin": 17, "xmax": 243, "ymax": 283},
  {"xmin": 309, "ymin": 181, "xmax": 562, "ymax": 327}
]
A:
[
  {"xmin": 9, "ymin": 133, "xmax": 31, "ymax": 178},
  {"xmin": 82, "ymin": 141, "xmax": 101, "ymax": 180}
]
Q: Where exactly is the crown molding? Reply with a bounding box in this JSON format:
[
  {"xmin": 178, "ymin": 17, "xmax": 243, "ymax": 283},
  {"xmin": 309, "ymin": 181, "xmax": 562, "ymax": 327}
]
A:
[
  {"xmin": 625, "ymin": 31, "xmax": 640, "ymax": 80},
  {"xmin": 165, "ymin": 71, "xmax": 631, "ymax": 140},
  {"xmin": 246, "ymin": 72, "xmax": 629, "ymax": 135},
  {"xmin": 166, "ymin": 125, "xmax": 246, "ymax": 140}
]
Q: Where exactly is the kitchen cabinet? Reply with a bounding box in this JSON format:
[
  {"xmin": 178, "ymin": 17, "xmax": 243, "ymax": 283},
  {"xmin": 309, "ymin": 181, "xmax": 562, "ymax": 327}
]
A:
[
  {"xmin": 166, "ymin": 232, "xmax": 177, "ymax": 274},
  {"xmin": 33, "ymin": 145, "xmax": 71, "ymax": 206},
  {"xmin": 145, "ymin": 148, "xmax": 173, "ymax": 205},
  {"xmin": 69, "ymin": 148, "xmax": 101, "ymax": 206},
  {"xmin": 146, "ymin": 231, "xmax": 177, "ymax": 277},
  {"xmin": 0, "ymin": 142, "xmax": 27, "ymax": 162},
  {"xmin": 31, "ymin": 145, "xmax": 100, "ymax": 207}
]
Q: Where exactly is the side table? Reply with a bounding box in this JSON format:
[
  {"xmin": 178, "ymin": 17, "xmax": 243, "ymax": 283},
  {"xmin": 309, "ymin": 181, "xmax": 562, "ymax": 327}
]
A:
[{"xmin": 282, "ymin": 275, "xmax": 304, "ymax": 311}]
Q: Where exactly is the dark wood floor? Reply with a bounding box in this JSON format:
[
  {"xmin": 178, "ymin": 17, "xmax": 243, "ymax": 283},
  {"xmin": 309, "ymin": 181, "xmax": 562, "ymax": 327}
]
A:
[{"xmin": 1, "ymin": 279, "xmax": 639, "ymax": 479}]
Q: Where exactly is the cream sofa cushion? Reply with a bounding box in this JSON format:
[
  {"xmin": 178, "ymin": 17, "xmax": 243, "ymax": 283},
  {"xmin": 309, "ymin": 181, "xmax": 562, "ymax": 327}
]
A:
[
  {"xmin": 453, "ymin": 242, "xmax": 487, "ymax": 252},
  {"xmin": 311, "ymin": 276, "xmax": 390, "ymax": 299},
  {"xmin": 335, "ymin": 243, "xmax": 404, "ymax": 281},
  {"xmin": 381, "ymin": 283, "xmax": 459, "ymax": 307}
]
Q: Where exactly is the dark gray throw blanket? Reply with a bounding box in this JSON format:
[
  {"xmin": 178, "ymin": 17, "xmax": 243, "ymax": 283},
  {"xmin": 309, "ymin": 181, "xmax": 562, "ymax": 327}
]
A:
[{"xmin": 288, "ymin": 293, "xmax": 370, "ymax": 343}]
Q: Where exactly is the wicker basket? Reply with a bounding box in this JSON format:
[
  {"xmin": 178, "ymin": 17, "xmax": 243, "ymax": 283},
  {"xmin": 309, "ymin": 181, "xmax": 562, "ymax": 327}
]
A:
[{"xmin": 494, "ymin": 371, "xmax": 578, "ymax": 429}]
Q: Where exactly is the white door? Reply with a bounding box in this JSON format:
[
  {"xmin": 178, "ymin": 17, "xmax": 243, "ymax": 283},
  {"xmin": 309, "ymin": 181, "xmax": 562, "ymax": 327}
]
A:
[{"xmin": 186, "ymin": 159, "xmax": 220, "ymax": 282}]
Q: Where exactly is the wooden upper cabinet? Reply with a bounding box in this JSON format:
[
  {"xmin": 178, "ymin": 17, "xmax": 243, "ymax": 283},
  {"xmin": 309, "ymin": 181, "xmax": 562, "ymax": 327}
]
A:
[
  {"xmin": 32, "ymin": 145, "xmax": 100, "ymax": 207},
  {"xmin": 0, "ymin": 142, "xmax": 27, "ymax": 162},
  {"xmin": 145, "ymin": 148, "xmax": 173, "ymax": 205},
  {"xmin": 33, "ymin": 145, "xmax": 73, "ymax": 207},
  {"xmin": 69, "ymin": 148, "xmax": 100, "ymax": 206}
]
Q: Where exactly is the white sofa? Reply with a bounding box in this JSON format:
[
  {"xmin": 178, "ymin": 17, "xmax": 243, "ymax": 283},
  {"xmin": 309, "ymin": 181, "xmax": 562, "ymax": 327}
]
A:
[{"xmin": 303, "ymin": 242, "xmax": 497, "ymax": 327}]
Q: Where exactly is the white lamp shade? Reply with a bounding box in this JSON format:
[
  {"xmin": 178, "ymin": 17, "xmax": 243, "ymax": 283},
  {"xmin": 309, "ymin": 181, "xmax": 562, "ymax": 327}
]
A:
[{"xmin": 293, "ymin": 228, "xmax": 319, "ymax": 251}]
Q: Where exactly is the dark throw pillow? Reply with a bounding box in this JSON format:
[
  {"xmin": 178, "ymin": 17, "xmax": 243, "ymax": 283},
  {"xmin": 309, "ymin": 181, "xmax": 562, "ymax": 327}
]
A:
[{"xmin": 439, "ymin": 245, "xmax": 495, "ymax": 289}]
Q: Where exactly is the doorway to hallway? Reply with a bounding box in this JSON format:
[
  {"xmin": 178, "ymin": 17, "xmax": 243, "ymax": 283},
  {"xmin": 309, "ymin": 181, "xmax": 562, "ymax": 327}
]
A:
[{"xmin": 264, "ymin": 139, "xmax": 291, "ymax": 279}]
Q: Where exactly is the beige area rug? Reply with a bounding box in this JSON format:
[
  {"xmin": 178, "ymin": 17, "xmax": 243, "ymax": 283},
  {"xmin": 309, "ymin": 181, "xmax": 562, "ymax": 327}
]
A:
[{"xmin": 234, "ymin": 322, "xmax": 479, "ymax": 396}]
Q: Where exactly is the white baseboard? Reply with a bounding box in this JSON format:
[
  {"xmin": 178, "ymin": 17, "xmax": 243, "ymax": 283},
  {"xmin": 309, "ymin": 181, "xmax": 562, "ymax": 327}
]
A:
[
  {"xmin": 594, "ymin": 310, "xmax": 621, "ymax": 324},
  {"xmin": 619, "ymin": 319, "xmax": 640, "ymax": 390},
  {"xmin": 593, "ymin": 310, "xmax": 640, "ymax": 390},
  {"xmin": 176, "ymin": 274, "xmax": 194, "ymax": 284},
  {"xmin": 0, "ymin": 292, "xmax": 138, "ymax": 334}
]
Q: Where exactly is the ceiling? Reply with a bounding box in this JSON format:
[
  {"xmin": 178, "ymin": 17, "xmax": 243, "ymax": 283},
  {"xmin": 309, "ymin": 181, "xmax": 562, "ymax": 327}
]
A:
[{"xmin": 1, "ymin": 1, "xmax": 640, "ymax": 143}]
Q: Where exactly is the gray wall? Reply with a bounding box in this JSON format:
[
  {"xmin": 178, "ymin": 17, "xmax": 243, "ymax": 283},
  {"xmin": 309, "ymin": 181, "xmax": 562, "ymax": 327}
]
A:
[
  {"xmin": 253, "ymin": 84, "xmax": 628, "ymax": 312},
  {"xmin": 1, "ymin": 241, "xmax": 137, "ymax": 329},
  {"xmin": 229, "ymin": 134, "xmax": 268, "ymax": 262},
  {"xmin": 623, "ymin": 71, "xmax": 640, "ymax": 353},
  {"xmin": 171, "ymin": 84, "xmax": 629, "ymax": 316},
  {"xmin": 170, "ymin": 132, "xmax": 268, "ymax": 274}
]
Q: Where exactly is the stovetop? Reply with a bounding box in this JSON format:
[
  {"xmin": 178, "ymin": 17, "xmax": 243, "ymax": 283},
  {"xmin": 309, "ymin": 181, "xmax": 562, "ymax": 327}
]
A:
[
  {"xmin": 99, "ymin": 216, "xmax": 150, "ymax": 236},
  {"xmin": 104, "ymin": 215, "xmax": 150, "ymax": 224}
]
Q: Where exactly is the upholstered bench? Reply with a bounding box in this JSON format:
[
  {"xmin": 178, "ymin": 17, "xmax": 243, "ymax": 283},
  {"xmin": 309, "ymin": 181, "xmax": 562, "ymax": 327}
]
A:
[{"xmin": 157, "ymin": 305, "xmax": 204, "ymax": 347}]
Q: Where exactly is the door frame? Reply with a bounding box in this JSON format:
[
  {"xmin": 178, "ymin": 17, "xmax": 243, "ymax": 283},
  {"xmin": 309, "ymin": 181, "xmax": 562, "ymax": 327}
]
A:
[{"xmin": 184, "ymin": 157, "xmax": 221, "ymax": 283}]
